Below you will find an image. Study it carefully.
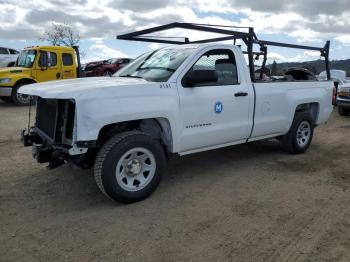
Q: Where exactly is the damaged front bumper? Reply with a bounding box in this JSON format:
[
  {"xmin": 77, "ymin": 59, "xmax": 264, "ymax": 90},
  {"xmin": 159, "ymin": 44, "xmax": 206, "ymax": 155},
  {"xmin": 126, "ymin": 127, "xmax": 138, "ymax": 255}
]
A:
[{"xmin": 21, "ymin": 129, "xmax": 92, "ymax": 169}]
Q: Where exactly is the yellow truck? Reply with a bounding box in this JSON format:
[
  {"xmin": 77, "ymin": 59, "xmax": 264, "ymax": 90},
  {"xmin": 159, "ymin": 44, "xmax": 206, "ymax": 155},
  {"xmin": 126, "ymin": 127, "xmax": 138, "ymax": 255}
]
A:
[{"xmin": 0, "ymin": 45, "xmax": 82, "ymax": 105}]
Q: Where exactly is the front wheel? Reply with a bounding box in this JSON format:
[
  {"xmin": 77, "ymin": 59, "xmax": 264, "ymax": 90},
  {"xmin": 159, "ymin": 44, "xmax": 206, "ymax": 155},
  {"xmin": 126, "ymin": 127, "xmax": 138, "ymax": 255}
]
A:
[
  {"xmin": 11, "ymin": 85, "xmax": 31, "ymax": 106},
  {"xmin": 281, "ymin": 112, "xmax": 314, "ymax": 154},
  {"xmin": 94, "ymin": 131, "xmax": 166, "ymax": 203},
  {"xmin": 0, "ymin": 96, "xmax": 11, "ymax": 102}
]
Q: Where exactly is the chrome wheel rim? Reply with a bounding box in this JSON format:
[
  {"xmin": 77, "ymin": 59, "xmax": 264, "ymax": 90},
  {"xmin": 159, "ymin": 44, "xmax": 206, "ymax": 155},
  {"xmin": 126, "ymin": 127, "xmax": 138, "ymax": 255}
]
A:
[
  {"xmin": 115, "ymin": 147, "xmax": 156, "ymax": 192},
  {"xmin": 16, "ymin": 92, "xmax": 31, "ymax": 104},
  {"xmin": 296, "ymin": 121, "xmax": 311, "ymax": 147}
]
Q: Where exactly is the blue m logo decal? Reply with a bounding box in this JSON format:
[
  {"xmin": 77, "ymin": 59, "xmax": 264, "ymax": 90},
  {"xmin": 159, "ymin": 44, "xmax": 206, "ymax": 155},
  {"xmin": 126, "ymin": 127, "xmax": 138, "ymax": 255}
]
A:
[{"xmin": 214, "ymin": 102, "xmax": 223, "ymax": 114}]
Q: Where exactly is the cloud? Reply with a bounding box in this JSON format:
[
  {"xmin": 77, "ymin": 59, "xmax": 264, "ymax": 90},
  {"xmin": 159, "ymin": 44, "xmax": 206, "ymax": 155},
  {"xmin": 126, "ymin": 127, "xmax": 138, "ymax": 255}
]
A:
[
  {"xmin": 0, "ymin": 0, "xmax": 348, "ymax": 60},
  {"xmin": 224, "ymin": 0, "xmax": 350, "ymax": 17},
  {"xmin": 82, "ymin": 43, "xmax": 128, "ymax": 63},
  {"xmin": 112, "ymin": 0, "xmax": 173, "ymax": 12},
  {"xmin": 304, "ymin": 51, "xmax": 321, "ymax": 57},
  {"xmin": 267, "ymin": 52, "xmax": 285, "ymax": 61},
  {"xmin": 335, "ymin": 35, "xmax": 350, "ymax": 46}
]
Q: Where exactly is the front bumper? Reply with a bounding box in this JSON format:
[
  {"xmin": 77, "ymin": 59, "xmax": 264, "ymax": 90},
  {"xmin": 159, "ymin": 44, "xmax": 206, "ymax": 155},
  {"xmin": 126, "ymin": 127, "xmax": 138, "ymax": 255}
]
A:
[
  {"xmin": 0, "ymin": 86, "xmax": 12, "ymax": 97},
  {"xmin": 337, "ymin": 97, "xmax": 350, "ymax": 108},
  {"xmin": 21, "ymin": 128, "xmax": 92, "ymax": 169}
]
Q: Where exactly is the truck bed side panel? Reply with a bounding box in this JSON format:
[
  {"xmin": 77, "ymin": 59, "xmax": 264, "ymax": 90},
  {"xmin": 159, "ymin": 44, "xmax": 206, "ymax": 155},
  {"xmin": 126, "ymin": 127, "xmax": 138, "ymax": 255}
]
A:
[{"xmin": 251, "ymin": 81, "xmax": 333, "ymax": 139}]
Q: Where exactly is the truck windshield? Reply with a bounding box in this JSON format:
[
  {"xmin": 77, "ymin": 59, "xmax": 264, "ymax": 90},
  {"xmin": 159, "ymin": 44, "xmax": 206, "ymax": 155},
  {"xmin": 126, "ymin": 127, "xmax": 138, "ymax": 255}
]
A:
[
  {"xmin": 16, "ymin": 50, "xmax": 37, "ymax": 68},
  {"xmin": 116, "ymin": 48, "xmax": 196, "ymax": 82}
]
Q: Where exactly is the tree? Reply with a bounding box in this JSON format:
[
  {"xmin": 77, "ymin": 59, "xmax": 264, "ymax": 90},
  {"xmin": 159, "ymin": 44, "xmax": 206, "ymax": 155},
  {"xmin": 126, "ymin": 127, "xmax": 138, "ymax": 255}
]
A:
[
  {"xmin": 39, "ymin": 22, "xmax": 80, "ymax": 47},
  {"xmin": 271, "ymin": 60, "xmax": 278, "ymax": 75}
]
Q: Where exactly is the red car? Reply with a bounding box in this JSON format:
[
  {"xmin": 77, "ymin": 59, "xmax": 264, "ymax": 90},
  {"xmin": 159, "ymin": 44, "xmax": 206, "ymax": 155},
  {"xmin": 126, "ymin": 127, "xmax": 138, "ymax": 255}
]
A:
[{"xmin": 83, "ymin": 58, "xmax": 133, "ymax": 77}]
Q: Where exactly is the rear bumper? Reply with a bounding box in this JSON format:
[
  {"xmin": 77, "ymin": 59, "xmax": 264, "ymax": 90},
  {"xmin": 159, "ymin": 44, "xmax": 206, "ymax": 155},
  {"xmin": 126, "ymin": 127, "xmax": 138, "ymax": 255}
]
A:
[
  {"xmin": 337, "ymin": 97, "xmax": 350, "ymax": 108},
  {"xmin": 0, "ymin": 86, "xmax": 12, "ymax": 97}
]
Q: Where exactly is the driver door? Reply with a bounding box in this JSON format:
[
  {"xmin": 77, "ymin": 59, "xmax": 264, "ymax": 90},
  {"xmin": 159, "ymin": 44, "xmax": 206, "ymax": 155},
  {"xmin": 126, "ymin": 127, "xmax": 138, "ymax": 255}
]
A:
[
  {"xmin": 35, "ymin": 51, "xmax": 61, "ymax": 82},
  {"xmin": 177, "ymin": 48, "xmax": 251, "ymax": 152}
]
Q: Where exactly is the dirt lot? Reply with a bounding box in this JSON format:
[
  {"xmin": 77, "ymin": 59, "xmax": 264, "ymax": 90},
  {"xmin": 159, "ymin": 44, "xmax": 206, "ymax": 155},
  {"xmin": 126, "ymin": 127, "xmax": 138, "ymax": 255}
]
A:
[{"xmin": 0, "ymin": 101, "xmax": 349, "ymax": 262}]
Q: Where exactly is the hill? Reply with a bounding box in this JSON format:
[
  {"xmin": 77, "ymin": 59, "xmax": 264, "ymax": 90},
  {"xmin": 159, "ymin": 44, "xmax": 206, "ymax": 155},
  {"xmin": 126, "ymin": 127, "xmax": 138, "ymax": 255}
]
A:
[{"xmin": 267, "ymin": 59, "xmax": 350, "ymax": 76}]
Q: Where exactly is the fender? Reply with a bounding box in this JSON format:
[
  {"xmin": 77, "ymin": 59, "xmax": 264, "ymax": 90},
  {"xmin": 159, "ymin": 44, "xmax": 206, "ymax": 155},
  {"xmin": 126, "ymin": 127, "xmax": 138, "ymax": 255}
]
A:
[{"xmin": 72, "ymin": 84, "xmax": 181, "ymax": 153}]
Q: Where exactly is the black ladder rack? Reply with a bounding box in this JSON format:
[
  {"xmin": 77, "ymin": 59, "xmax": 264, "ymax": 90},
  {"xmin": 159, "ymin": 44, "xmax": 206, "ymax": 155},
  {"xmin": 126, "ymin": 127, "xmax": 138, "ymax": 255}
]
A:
[{"xmin": 117, "ymin": 22, "xmax": 330, "ymax": 81}]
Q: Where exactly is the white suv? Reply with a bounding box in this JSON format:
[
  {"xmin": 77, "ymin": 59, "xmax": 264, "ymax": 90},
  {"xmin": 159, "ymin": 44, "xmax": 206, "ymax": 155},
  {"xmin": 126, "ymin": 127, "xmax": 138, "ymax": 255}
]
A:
[{"xmin": 0, "ymin": 47, "xmax": 20, "ymax": 68}]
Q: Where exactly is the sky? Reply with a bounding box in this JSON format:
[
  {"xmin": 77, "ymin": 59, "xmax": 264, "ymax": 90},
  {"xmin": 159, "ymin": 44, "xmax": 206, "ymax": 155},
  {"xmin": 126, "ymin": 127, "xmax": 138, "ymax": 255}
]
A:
[{"xmin": 1, "ymin": 0, "xmax": 350, "ymax": 64}]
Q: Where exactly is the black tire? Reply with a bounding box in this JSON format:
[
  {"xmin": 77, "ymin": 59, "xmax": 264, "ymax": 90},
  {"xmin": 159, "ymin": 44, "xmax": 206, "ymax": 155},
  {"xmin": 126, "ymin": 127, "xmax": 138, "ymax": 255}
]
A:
[
  {"xmin": 94, "ymin": 131, "xmax": 166, "ymax": 203},
  {"xmin": 338, "ymin": 106, "xmax": 349, "ymax": 116},
  {"xmin": 281, "ymin": 112, "xmax": 314, "ymax": 154},
  {"xmin": 0, "ymin": 96, "xmax": 11, "ymax": 102},
  {"xmin": 103, "ymin": 70, "xmax": 114, "ymax": 77},
  {"xmin": 11, "ymin": 84, "xmax": 31, "ymax": 106}
]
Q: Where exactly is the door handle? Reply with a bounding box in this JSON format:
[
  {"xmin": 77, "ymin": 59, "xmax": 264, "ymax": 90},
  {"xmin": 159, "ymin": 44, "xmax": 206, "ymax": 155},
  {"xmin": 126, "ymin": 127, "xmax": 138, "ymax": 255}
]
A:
[
  {"xmin": 234, "ymin": 92, "xmax": 248, "ymax": 97},
  {"xmin": 56, "ymin": 72, "xmax": 61, "ymax": 79}
]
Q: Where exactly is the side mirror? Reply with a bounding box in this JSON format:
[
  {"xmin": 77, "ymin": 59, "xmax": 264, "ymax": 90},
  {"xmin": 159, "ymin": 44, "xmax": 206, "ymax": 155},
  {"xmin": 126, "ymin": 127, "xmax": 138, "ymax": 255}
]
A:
[
  {"xmin": 39, "ymin": 51, "xmax": 48, "ymax": 69},
  {"xmin": 184, "ymin": 70, "xmax": 218, "ymax": 87}
]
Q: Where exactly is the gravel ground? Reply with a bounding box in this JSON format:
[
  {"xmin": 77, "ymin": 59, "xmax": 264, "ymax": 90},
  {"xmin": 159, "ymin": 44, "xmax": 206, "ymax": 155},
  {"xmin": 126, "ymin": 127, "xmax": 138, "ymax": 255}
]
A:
[{"xmin": 0, "ymin": 100, "xmax": 349, "ymax": 262}]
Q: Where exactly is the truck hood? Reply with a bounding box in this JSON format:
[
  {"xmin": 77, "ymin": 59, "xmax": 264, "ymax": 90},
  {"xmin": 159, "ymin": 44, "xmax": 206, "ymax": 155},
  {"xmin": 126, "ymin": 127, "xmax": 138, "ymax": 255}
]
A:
[
  {"xmin": 18, "ymin": 76, "xmax": 160, "ymax": 100},
  {"xmin": 0, "ymin": 67, "xmax": 31, "ymax": 77}
]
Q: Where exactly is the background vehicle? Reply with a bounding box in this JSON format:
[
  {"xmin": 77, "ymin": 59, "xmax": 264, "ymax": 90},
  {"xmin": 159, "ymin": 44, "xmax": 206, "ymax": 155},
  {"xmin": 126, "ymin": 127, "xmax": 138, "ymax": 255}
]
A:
[
  {"xmin": 20, "ymin": 23, "xmax": 333, "ymax": 203},
  {"xmin": 84, "ymin": 58, "xmax": 133, "ymax": 77},
  {"xmin": 319, "ymin": 69, "xmax": 347, "ymax": 84},
  {"xmin": 0, "ymin": 45, "xmax": 81, "ymax": 105},
  {"xmin": 319, "ymin": 70, "xmax": 350, "ymax": 116},
  {"xmin": 337, "ymin": 83, "xmax": 350, "ymax": 115},
  {"xmin": 0, "ymin": 47, "xmax": 20, "ymax": 68}
]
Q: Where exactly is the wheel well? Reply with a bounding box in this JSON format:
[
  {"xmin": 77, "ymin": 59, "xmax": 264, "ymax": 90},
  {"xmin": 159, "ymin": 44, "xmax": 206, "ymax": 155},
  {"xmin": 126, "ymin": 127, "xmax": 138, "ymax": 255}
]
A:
[
  {"xmin": 15, "ymin": 78, "xmax": 36, "ymax": 87},
  {"xmin": 97, "ymin": 118, "xmax": 173, "ymax": 152},
  {"xmin": 295, "ymin": 103, "xmax": 319, "ymax": 124}
]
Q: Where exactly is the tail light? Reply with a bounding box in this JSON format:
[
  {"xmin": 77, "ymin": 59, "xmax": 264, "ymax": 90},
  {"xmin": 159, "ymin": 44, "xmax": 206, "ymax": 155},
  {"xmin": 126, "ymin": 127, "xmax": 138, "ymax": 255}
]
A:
[{"xmin": 332, "ymin": 86, "xmax": 337, "ymax": 106}]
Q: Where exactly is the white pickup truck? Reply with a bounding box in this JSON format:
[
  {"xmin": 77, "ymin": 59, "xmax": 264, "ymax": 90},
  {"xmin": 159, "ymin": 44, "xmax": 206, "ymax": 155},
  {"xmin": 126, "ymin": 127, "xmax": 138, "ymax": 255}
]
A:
[
  {"xmin": 20, "ymin": 42, "xmax": 334, "ymax": 203},
  {"xmin": 0, "ymin": 47, "xmax": 19, "ymax": 68}
]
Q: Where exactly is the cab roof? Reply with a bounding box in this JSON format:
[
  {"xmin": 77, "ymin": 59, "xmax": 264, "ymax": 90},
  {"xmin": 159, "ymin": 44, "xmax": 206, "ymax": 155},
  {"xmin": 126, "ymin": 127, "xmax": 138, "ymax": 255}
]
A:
[{"xmin": 23, "ymin": 45, "xmax": 75, "ymax": 51}]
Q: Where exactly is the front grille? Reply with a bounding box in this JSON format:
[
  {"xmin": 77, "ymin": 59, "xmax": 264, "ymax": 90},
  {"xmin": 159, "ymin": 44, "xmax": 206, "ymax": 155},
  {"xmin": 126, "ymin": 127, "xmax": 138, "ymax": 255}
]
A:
[
  {"xmin": 36, "ymin": 98, "xmax": 58, "ymax": 139},
  {"xmin": 35, "ymin": 98, "xmax": 75, "ymax": 143}
]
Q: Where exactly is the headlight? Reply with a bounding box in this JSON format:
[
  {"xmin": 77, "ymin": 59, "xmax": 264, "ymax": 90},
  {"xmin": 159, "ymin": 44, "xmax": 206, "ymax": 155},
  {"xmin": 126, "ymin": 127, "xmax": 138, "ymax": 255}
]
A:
[
  {"xmin": 0, "ymin": 78, "xmax": 12, "ymax": 84},
  {"xmin": 338, "ymin": 87, "xmax": 350, "ymax": 97}
]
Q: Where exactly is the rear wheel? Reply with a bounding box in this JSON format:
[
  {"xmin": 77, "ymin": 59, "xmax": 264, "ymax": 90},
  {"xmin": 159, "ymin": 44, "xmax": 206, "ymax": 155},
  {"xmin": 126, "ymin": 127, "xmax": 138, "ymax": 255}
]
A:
[
  {"xmin": 94, "ymin": 131, "xmax": 166, "ymax": 203},
  {"xmin": 11, "ymin": 84, "xmax": 31, "ymax": 106},
  {"xmin": 281, "ymin": 112, "xmax": 314, "ymax": 154},
  {"xmin": 338, "ymin": 106, "xmax": 350, "ymax": 116}
]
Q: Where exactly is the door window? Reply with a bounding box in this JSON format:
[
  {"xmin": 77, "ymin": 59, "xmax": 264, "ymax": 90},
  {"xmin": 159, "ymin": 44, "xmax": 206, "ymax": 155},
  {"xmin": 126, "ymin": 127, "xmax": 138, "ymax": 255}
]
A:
[
  {"xmin": 39, "ymin": 51, "xmax": 57, "ymax": 67},
  {"xmin": 62, "ymin": 53, "xmax": 73, "ymax": 66},
  {"xmin": 47, "ymin": 52, "xmax": 57, "ymax": 67},
  {"xmin": 0, "ymin": 47, "xmax": 9, "ymax": 54},
  {"xmin": 9, "ymin": 49, "xmax": 19, "ymax": 54},
  {"xmin": 184, "ymin": 49, "xmax": 238, "ymax": 87}
]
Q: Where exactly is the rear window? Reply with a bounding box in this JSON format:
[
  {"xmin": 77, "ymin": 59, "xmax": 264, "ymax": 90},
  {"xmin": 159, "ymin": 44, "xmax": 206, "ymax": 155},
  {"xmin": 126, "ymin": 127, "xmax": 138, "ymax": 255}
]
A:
[{"xmin": 62, "ymin": 53, "xmax": 73, "ymax": 66}]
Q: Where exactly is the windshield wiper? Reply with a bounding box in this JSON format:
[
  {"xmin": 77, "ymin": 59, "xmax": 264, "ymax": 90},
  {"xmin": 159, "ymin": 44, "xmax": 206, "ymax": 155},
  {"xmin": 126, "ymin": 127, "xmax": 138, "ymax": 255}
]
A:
[
  {"xmin": 119, "ymin": 75, "xmax": 144, "ymax": 79},
  {"xmin": 137, "ymin": 66, "xmax": 175, "ymax": 72}
]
